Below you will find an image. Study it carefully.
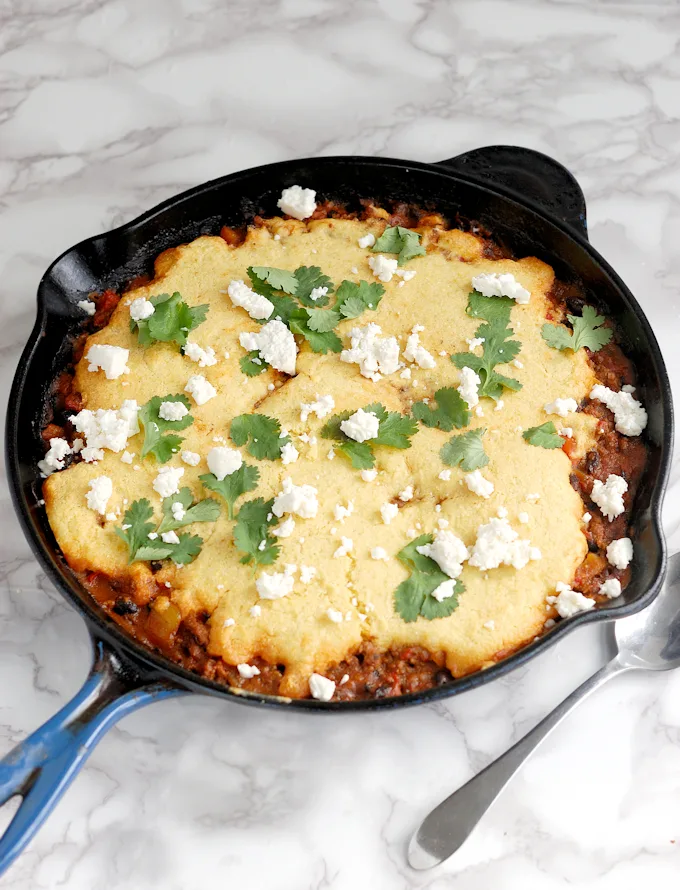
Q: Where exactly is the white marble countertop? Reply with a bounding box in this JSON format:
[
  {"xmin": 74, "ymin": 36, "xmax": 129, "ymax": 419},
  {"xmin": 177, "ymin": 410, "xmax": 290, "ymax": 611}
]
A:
[{"xmin": 2, "ymin": 1, "xmax": 680, "ymax": 887}]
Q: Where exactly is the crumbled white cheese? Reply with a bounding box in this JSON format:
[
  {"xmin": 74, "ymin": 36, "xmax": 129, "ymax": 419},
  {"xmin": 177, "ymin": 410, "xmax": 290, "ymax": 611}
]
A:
[
  {"xmin": 77, "ymin": 299, "xmax": 96, "ymax": 316},
  {"xmin": 589, "ymin": 384, "xmax": 647, "ymax": 436},
  {"xmin": 582, "ymin": 512, "xmax": 592, "ymax": 524},
  {"xmin": 171, "ymin": 502, "xmax": 185, "ymax": 522},
  {"xmin": 438, "ymin": 469, "xmax": 452, "ymax": 481},
  {"xmin": 249, "ymin": 604, "xmax": 262, "ymax": 618},
  {"xmin": 300, "ymin": 394, "xmax": 335, "ymax": 422},
  {"xmin": 467, "ymin": 337, "xmax": 485, "ymax": 352},
  {"xmin": 483, "ymin": 619, "xmax": 496, "ymax": 630},
  {"xmin": 81, "ymin": 446, "xmax": 104, "ymax": 463},
  {"xmin": 465, "ymin": 470, "xmax": 494, "ymax": 499},
  {"xmin": 207, "ymin": 446, "xmax": 242, "ymax": 480},
  {"xmin": 185, "ymin": 374, "xmax": 216, "ymax": 406},
  {"xmin": 398, "ymin": 485, "xmax": 414, "ymax": 502},
  {"xmin": 129, "ymin": 297, "xmax": 154, "ymax": 322},
  {"xmin": 256, "ymin": 570, "xmax": 295, "ymax": 600},
  {"xmin": 184, "ymin": 341, "xmax": 217, "ymax": 367},
  {"xmin": 431, "ymin": 579, "xmax": 457, "ymax": 602},
  {"xmin": 400, "ymin": 367, "xmax": 412, "ymax": 380},
  {"xmin": 544, "ymin": 397, "xmax": 578, "ymax": 417},
  {"xmin": 121, "ymin": 451, "xmax": 134, "ymax": 464},
  {"xmin": 547, "ymin": 583, "xmax": 595, "ymax": 618},
  {"xmin": 300, "ymin": 565, "xmax": 317, "ymax": 584},
  {"xmin": 326, "ymin": 608, "xmax": 344, "ymax": 624},
  {"xmin": 334, "ymin": 501, "xmax": 354, "ymax": 522},
  {"xmin": 152, "ymin": 466, "xmax": 184, "ymax": 499},
  {"xmin": 85, "ymin": 345, "xmax": 129, "ymax": 379},
  {"xmin": 309, "ymin": 673, "xmax": 335, "ymax": 701},
  {"xmin": 161, "ymin": 530, "xmax": 180, "ymax": 545},
  {"xmin": 606, "ymin": 537, "xmax": 633, "ymax": 570},
  {"xmin": 159, "ymin": 400, "xmax": 189, "ymax": 422},
  {"xmin": 308, "ymin": 286, "xmax": 328, "ymax": 302},
  {"xmin": 591, "ymin": 474, "xmax": 627, "ymax": 520},
  {"xmin": 622, "ymin": 384, "xmax": 635, "ymax": 393},
  {"xmin": 333, "ymin": 536, "xmax": 353, "ymax": 558},
  {"xmin": 599, "ymin": 578, "xmax": 622, "ymax": 599},
  {"xmin": 277, "ymin": 184, "xmax": 317, "ymax": 220},
  {"xmin": 340, "ymin": 323, "xmax": 400, "ymax": 381},
  {"xmin": 239, "ymin": 318, "xmax": 297, "ymax": 375},
  {"xmin": 237, "ymin": 663, "xmax": 261, "ymax": 679},
  {"xmin": 472, "ymin": 272, "xmax": 530, "ymax": 304},
  {"xmin": 513, "ymin": 359, "xmax": 524, "ymax": 369},
  {"xmin": 340, "ymin": 408, "xmax": 379, "ymax": 443},
  {"xmin": 457, "ymin": 366, "xmax": 481, "ymax": 409},
  {"xmin": 272, "ymin": 477, "xmax": 319, "ymax": 519},
  {"xmin": 468, "ymin": 518, "xmax": 541, "ymax": 571},
  {"xmin": 497, "ymin": 506, "xmax": 508, "ymax": 518},
  {"xmin": 380, "ymin": 502, "xmax": 399, "ymax": 525},
  {"xmin": 417, "ymin": 529, "xmax": 468, "ymax": 579},
  {"xmin": 69, "ymin": 401, "xmax": 140, "ymax": 454},
  {"xmin": 273, "ymin": 516, "xmax": 296, "ymax": 538},
  {"xmin": 371, "ymin": 547, "xmax": 389, "ymax": 561},
  {"xmin": 85, "ymin": 475, "xmax": 112, "ymax": 514},
  {"xmin": 227, "ymin": 279, "xmax": 274, "ymax": 320},
  {"xmin": 279, "ymin": 442, "xmax": 299, "ymax": 466},
  {"xmin": 38, "ymin": 437, "xmax": 72, "ymax": 475},
  {"xmin": 395, "ymin": 269, "xmax": 417, "ymax": 282},
  {"xmin": 358, "ymin": 233, "xmax": 376, "ymax": 248},
  {"xmin": 181, "ymin": 450, "xmax": 200, "ymax": 466},
  {"xmin": 223, "ymin": 618, "xmax": 235, "ymax": 627},
  {"xmin": 361, "ymin": 468, "xmax": 378, "ymax": 482},
  {"xmin": 558, "ymin": 427, "xmax": 573, "ymax": 438},
  {"xmin": 368, "ymin": 254, "xmax": 398, "ymax": 283},
  {"xmin": 403, "ymin": 329, "xmax": 436, "ymax": 369},
  {"xmin": 518, "ymin": 511, "xmax": 529, "ymax": 524},
  {"xmin": 526, "ymin": 493, "xmax": 541, "ymax": 502}
]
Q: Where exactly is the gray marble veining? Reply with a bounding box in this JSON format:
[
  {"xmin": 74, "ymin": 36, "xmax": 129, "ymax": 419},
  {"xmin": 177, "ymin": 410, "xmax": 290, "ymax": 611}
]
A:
[{"xmin": 2, "ymin": 1, "xmax": 680, "ymax": 887}]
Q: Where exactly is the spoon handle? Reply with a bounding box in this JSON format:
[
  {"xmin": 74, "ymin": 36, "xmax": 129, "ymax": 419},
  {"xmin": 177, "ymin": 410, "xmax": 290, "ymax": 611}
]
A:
[{"xmin": 409, "ymin": 656, "xmax": 630, "ymax": 870}]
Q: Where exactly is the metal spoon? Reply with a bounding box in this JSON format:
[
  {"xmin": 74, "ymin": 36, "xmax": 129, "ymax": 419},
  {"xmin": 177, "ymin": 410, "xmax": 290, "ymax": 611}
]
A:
[{"xmin": 408, "ymin": 550, "xmax": 680, "ymax": 870}]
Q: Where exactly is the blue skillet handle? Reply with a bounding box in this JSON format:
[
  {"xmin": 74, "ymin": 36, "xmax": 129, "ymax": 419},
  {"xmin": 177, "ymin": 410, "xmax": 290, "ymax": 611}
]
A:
[
  {"xmin": 437, "ymin": 145, "xmax": 589, "ymax": 240},
  {"xmin": 0, "ymin": 634, "xmax": 187, "ymax": 876}
]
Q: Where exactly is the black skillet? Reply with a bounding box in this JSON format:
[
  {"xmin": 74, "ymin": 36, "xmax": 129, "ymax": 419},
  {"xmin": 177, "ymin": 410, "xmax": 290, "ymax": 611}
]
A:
[{"xmin": 1, "ymin": 146, "xmax": 672, "ymax": 874}]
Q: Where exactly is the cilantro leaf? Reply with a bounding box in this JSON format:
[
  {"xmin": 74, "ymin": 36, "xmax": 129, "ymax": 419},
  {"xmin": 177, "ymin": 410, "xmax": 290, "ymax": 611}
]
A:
[
  {"xmin": 240, "ymin": 351, "xmax": 268, "ymax": 376},
  {"xmin": 394, "ymin": 535, "xmax": 463, "ymax": 622},
  {"xmin": 115, "ymin": 499, "xmax": 156, "ymax": 563},
  {"xmin": 335, "ymin": 280, "xmax": 385, "ymax": 318},
  {"xmin": 288, "ymin": 312, "xmax": 343, "ymax": 353},
  {"xmin": 440, "ymin": 428, "xmax": 489, "ymax": 471},
  {"xmin": 541, "ymin": 305, "xmax": 613, "ymax": 353},
  {"xmin": 372, "ymin": 226, "xmax": 426, "ymax": 265},
  {"xmin": 134, "ymin": 533, "xmax": 203, "ymax": 566},
  {"xmin": 132, "ymin": 541, "xmax": 175, "ymax": 562},
  {"xmin": 249, "ymin": 266, "xmax": 298, "ymax": 295},
  {"xmin": 522, "ymin": 421, "xmax": 565, "ymax": 449},
  {"xmin": 294, "ymin": 266, "xmax": 334, "ymax": 307},
  {"xmin": 451, "ymin": 317, "xmax": 522, "ymax": 402},
  {"xmin": 200, "ymin": 464, "xmax": 260, "ymax": 520},
  {"xmin": 306, "ymin": 308, "xmax": 342, "ymax": 332},
  {"xmin": 321, "ymin": 403, "xmax": 417, "ymax": 469},
  {"xmin": 413, "ymin": 387, "xmax": 470, "ymax": 432},
  {"xmin": 131, "ymin": 292, "xmax": 209, "ymax": 348},
  {"xmin": 230, "ymin": 413, "xmax": 290, "ymax": 460},
  {"xmin": 139, "ymin": 394, "xmax": 193, "ymax": 463},
  {"xmin": 157, "ymin": 488, "xmax": 221, "ymax": 533},
  {"xmin": 233, "ymin": 497, "xmax": 280, "ymax": 566},
  {"xmin": 466, "ymin": 290, "xmax": 514, "ymax": 325}
]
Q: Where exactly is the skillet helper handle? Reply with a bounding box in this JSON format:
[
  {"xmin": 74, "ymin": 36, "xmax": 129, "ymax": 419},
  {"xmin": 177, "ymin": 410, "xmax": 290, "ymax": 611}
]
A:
[
  {"xmin": 0, "ymin": 636, "xmax": 186, "ymax": 877},
  {"xmin": 437, "ymin": 145, "xmax": 589, "ymax": 240},
  {"xmin": 408, "ymin": 656, "xmax": 629, "ymax": 870}
]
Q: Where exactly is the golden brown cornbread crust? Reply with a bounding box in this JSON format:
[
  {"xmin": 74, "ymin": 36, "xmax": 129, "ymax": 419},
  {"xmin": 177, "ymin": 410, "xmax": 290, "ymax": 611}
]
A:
[{"xmin": 41, "ymin": 206, "xmax": 646, "ymax": 700}]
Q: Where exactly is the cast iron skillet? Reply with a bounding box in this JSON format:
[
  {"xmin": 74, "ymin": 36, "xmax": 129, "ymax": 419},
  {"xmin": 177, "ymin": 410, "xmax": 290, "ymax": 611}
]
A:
[{"xmin": 1, "ymin": 146, "xmax": 673, "ymax": 874}]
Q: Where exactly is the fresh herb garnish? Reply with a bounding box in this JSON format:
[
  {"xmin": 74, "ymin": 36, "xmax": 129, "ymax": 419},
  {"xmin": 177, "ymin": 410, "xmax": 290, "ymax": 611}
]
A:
[
  {"xmin": 335, "ymin": 280, "xmax": 385, "ymax": 318},
  {"xmin": 139, "ymin": 395, "xmax": 193, "ymax": 463},
  {"xmin": 130, "ymin": 292, "xmax": 209, "ymax": 348},
  {"xmin": 239, "ymin": 351, "xmax": 268, "ymax": 376},
  {"xmin": 294, "ymin": 266, "xmax": 334, "ymax": 307},
  {"xmin": 230, "ymin": 413, "xmax": 291, "ymax": 461},
  {"xmin": 200, "ymin": 464, "xmax": 260, "ymax": 519},
  {"xmin": 305, "ymin": 308, "xmax": 342, "ymax": 332},
  {"xmin": 451, "ymin": 316, "xmax": 522, "ymax": 401},
  {"xmin": 288, "ymin": 311, "xmax": 343, "ymax": 354},
  {"xmin": 321, "ymin": 403, "xmax": 418, "ymax": 470},
  {"xmin": 440, "ymin": 428, "xmax": 489, "ymax": 471},
  {"xmin": 233, "ymin": 497, "xmax": 280, "ymax": 566},
  {"xmin": 371, "ymin": 225, "xmax": 426, "ymax": 265},
  {"xmin": 116, "ymin": 495, "xmax": 217, "ymax": 565},
  {"xmin": 249, "ymin": 266, "xmax": 298, "ymax": 295},
  {"xmin": 522, "ymin": 422, "xmax": 565, "ymax": 449},
  {"xmin": 413, "ymin": 387, "xmax": 470, "ymax": 432},
  {"xmin": 541, "ymin": 305, "xmax": 613, "ymax": 353},
  {"xmin": 394, "ymin": 535, "xmax": 463, "ymax": 622},
  {"xmin": 466, "ymin": 289, "xmax": 514, "ymax": 325}
]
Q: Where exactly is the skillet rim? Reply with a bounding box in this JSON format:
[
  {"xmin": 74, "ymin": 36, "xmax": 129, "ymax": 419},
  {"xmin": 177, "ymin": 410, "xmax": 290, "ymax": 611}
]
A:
[{"xmin": 5, "ymin": 152, "xmax": 673, "ymax": 711}]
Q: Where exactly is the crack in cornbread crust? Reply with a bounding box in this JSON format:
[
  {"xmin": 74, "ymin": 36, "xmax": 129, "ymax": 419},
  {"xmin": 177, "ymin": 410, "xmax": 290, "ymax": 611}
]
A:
[{"xmin": 44, "ymin": 215, "xmax": 600, "ymax": 698}]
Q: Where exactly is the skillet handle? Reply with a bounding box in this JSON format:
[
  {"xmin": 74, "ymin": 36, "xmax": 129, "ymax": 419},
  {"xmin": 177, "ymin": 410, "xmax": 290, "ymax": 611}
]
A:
[
  {"xmin": 0, "ymin": 634, "xmax": 187, "ymax": 877},
  {"xmin": 437, "ymin": 145, "xmax": 588, "ymax": 240}
]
